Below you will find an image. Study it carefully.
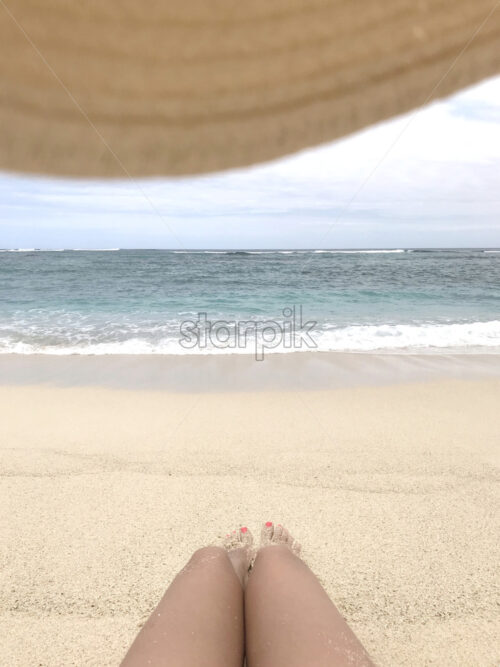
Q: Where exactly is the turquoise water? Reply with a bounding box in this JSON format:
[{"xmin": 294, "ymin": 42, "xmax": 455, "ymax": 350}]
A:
[{"xmin": 0, "ymin": 248, "xmax": 499, "ymax": 354}]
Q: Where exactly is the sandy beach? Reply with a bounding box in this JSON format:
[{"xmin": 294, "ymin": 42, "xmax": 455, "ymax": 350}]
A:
[{"xmin": 1, "ymin": 353, "xmax": 499, "ymax": 666}]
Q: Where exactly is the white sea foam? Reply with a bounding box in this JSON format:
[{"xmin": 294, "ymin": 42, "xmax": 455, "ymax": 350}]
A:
[
  {"xmin": 3, "ymin": 248, "xmax": 37, "ymax": 252},
  {"xmin": 1, "ymin": 320, "xmax": 498, "ymax": 355},
  {"xmin": 314, "ymin": 249, "xmax": 406, "ymax": 254},
  {"xmin": 0, "ymin": 248, "xmax": 121, "ymax": 252},
  {"xmin": 314, "ymin": 320, "xmax": 500, "ymax": 352}
]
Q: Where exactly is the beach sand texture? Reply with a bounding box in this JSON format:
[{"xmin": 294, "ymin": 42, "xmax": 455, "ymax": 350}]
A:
[{"xmin": 1, "ymin": 368, "xmax": 499, "ymax": 665}]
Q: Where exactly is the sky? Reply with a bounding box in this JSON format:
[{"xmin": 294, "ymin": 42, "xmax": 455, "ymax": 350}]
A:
[{"xmin": 1, "ymin": 75, "xmax": 499, "ymax": 250}]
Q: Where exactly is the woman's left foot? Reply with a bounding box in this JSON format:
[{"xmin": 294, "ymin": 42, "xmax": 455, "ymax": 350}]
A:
[{"xmin": 223, "ymin": 527, "xmax": 254, "ymax": 587}]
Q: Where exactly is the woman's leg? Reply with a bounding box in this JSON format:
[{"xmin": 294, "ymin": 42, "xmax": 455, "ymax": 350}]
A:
[
  {"xmin": 245, "ymin": 523, "xmax": 374, "ymax": 667},
  {"xmin": 121, "ymin": 528, "xmax": 253, "ymax": 667}
]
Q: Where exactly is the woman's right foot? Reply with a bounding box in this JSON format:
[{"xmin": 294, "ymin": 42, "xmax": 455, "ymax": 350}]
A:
[
  {"xmin": 260, "ymin": 522, "xmax": 301, "ymax": 556},
  {"xmin": 223, "ymin": 526, "xmax": 254, "ymax": 586}
]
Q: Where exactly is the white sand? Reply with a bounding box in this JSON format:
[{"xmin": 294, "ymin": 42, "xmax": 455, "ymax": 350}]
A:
[{"xmin": 0, "ymin": 360, "xmax": 499, "ymax": 665}]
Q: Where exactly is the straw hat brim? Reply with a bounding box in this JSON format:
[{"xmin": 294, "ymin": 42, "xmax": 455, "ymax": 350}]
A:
[{"xmin": 1, "ymin": 1, "xmax": 499, "ymax": 177}]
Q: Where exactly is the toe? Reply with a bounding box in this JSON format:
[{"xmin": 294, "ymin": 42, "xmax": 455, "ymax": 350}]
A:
[
  {"xmin": 259, "ymin": 522, "xmax": 302, "ymax": 557},
  {"xmin": 223, "ymin": 526, "xmax": 254, "ymax": 552},
  {"xmin": 261, "ymin": 521, "xmax": 274, "ymax": 544},
  {"xmin": 239, "ymin": 526, "xmax": 254, "ymax": 547},
  {"xmin": 273, "ymin": 524, "xmax": 285, "ymax": 541}
]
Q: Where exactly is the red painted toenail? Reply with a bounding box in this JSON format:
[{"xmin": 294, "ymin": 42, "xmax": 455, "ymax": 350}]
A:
[
  {"xmin": 240, "ymin": 527, "xmax": 248, "ymax": 533},
  {"xmin": 265, "ymin": 522, "xmax": 273, "ymax": 527}
]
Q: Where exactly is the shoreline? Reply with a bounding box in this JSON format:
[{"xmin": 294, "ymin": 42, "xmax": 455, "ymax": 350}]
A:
[{"xmin": 1, "ymin": 351, "xmax": 500, "ymax": 391}]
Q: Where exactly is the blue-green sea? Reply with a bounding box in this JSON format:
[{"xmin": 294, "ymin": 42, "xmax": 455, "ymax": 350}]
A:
[{"xmin": 0, "ymin": 248, "xmax": 499, "ymax": 354}]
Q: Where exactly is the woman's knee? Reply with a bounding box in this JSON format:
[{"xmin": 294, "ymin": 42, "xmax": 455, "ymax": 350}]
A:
[
  {"xmin": 253, "ymin": 544, "xmax": 298, "ymax": 573},
  {"xmin": 187, "ymin": 545, "xmax": 229, "ymax": 569}
]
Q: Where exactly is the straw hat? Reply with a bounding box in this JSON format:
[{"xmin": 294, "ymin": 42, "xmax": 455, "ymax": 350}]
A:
[{"xmin": 1, "ymin": 1, "xmax": 499, "ymax": 177}]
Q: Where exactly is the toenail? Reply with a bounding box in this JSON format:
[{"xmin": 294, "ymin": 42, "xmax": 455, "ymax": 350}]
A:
[
  {"xmin": 265, "ymin": 522, "xmax": 273, "ymax": 527},
  {"xmin": 240, "ymin": 527, "xmax": 248, "ymax": 533}
]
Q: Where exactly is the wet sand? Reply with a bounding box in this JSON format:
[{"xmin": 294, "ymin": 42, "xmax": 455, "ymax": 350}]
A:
[
  {"xmin": 2, "ymin": 351, "xmax": 500, "ymax": 391},
  {"xmin": 0, "ymin": 353, "xmax": 499, "ymax": 665}
]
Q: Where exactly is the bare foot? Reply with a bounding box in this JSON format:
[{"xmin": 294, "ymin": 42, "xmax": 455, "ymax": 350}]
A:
[
  {"xmin": 260, "ymin": 521, "xmax": 301, "ymax": 556},
  {"xmin": 223, "ymin": 526, "xmax": 254, "ymax": 586}
]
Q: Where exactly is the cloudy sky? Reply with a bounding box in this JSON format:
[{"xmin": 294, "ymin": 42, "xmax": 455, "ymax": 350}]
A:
[{"xmin": 1, "ymin": 76, "xmax": 499, "ymax": 250}]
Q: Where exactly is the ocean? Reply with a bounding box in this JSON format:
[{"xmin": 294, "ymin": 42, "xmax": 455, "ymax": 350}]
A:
[{"xmin": 0, "ymin": 248, "xmax": 499, "ymax": 355}]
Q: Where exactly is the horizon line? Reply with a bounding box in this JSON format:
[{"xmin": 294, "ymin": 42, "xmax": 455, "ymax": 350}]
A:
[{"xmin": 1, "ymin": 246, "xmax": 499, "ymax": 252}]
